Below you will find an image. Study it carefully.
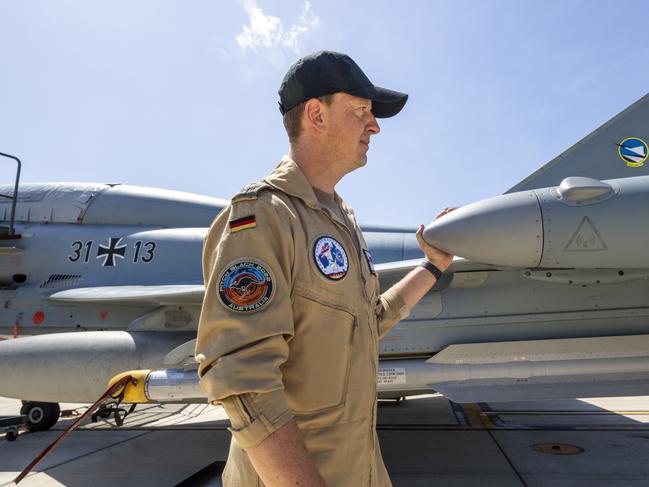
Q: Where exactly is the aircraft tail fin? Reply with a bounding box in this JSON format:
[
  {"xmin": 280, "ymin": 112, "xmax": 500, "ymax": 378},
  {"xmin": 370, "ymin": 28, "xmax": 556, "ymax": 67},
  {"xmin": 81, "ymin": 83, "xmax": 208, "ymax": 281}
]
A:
[{"xmin": 506, "ymin": 92, "xmax": 649, "ymax": 193}]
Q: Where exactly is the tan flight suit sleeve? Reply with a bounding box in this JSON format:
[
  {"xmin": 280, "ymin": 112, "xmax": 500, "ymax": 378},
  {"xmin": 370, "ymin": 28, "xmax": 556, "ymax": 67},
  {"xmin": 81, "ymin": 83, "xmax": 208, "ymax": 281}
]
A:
[
  {"xmin": 376, "ymin": 287, "xmax": 407, "ymax": 340},
  {"xmin": 196, "ymin": 192, "xmax": 295, "ymax": 449}
]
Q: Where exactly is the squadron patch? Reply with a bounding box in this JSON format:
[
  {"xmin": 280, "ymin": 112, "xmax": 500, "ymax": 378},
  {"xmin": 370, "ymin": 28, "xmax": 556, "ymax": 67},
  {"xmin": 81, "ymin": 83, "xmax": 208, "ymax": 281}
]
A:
[
  {"xmin": 617, "ymin": 137, "xmax": 648, "ymax": 167},
  {"xmin": 229, "ymin": 215, "xmax": 257, "ymax": 233},
  {"xmin": 313, "ymin": 236, "xmax": 349, "ymax": 280},
  {"xmin": 218, "ymin": 259, "xmax": 274, "ymax": 313}
]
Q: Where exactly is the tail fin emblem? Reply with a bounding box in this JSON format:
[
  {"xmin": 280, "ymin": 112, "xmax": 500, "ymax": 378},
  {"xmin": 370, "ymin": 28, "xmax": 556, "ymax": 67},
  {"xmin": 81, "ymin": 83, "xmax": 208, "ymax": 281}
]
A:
[{"xmin": 617, "ymin": 137, "xmax": 648, "ymax": 167}]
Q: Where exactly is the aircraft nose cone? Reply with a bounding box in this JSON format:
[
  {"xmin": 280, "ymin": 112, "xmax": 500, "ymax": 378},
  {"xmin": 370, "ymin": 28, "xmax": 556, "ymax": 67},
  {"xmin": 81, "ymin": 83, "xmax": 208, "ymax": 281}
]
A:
[{"xmin": 423, "ymin": 191, "xmax": 543, "ymax": 267}]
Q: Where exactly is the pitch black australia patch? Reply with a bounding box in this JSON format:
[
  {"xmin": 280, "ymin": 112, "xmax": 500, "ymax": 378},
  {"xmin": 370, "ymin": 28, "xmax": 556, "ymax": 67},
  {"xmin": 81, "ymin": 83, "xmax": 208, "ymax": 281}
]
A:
[{"xmin": 218, "ymin": 259, "xmax": 274, "ymax": 313}]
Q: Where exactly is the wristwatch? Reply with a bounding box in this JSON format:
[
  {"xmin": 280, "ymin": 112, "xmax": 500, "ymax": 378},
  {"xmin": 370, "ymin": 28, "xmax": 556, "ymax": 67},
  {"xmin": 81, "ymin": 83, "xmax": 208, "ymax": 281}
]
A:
[{"xmin": 418, "ymin": 260, "xmax": 443, "ymax": 280}]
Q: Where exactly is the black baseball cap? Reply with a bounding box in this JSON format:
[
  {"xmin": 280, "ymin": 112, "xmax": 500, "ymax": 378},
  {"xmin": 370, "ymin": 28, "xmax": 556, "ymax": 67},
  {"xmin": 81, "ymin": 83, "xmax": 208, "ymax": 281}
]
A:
[{"xmin": 278, "ymin": 50, "xmax": 408, "ymax": 118}]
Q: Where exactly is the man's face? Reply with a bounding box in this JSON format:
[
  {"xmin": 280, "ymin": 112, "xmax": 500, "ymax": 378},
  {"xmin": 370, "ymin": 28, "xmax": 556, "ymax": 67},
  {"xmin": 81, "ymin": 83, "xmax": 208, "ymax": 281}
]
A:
[{"xmin": 323, "ymin": 92, "xmax": 381, "ymax": 171}]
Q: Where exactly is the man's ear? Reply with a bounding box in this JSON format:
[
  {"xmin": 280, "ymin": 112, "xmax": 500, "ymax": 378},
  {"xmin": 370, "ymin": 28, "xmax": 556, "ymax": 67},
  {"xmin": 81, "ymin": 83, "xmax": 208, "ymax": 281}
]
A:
[{"xmin": 304, "ymin": 98, "xmax": 326, "ymax": 133}]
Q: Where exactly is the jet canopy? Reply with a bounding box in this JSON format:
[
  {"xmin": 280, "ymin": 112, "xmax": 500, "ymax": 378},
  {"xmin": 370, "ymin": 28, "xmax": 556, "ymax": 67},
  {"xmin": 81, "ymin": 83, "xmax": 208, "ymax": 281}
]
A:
[{"xmin": 0, "ymin": 183, "xmax": 227, "ymax": 228}]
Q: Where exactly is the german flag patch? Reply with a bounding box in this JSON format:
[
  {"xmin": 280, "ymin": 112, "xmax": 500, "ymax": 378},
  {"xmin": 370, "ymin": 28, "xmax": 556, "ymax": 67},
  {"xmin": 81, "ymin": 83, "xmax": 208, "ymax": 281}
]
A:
[{"xmin": 229, "ymin": 214, "xmax": 257, "ymax": 233}]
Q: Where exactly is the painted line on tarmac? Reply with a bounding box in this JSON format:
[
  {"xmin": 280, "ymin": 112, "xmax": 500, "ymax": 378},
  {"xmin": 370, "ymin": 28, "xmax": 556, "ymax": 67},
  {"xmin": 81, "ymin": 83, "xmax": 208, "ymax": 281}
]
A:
[{"xmin": 460, "ymin": 403, "xmax": 496, "ymax": 429}]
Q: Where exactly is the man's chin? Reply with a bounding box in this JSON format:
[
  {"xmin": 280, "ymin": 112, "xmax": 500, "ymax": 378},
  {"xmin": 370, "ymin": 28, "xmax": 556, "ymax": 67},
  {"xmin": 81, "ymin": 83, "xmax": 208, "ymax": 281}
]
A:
[
  {"xmin": 343, "ymin": 155, "xmax": 367, "ymax": 174},
  {"xmin": 355, "ymin": 154, "xmax": 368, "ymax": 168}
]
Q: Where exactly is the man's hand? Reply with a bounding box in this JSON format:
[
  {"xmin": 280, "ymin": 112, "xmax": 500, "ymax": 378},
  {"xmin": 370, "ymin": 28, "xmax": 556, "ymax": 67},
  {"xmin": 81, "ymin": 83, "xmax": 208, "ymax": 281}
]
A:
[
  {"xmin": 415, "ymin": 207, "xmax": 455, "ymax": 271},
  {"xmin": 385, "ymin": 208, "xmax": 456, "ymax": 318}
]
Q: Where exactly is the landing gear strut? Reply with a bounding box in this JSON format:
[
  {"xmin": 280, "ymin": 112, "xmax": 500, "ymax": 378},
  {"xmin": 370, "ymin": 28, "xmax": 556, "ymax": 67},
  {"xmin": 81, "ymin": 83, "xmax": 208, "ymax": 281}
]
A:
[{"xmin": 20, "ymin": 402, "xmax": 60, "ymax": 432}]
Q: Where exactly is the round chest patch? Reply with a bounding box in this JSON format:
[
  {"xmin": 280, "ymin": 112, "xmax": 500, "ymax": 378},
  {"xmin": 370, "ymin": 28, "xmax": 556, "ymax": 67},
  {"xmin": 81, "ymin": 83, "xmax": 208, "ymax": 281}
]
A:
[
  {"xmin": 218, "ymin": 260, "xmax": 274, "ymax": 313},
  {"xmin": 313, "ymin": 236, "xmax": 349, "ymax": 280}
]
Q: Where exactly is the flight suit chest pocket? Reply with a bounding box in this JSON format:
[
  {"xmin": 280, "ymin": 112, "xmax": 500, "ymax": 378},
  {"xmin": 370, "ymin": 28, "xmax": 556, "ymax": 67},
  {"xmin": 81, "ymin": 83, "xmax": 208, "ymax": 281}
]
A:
[{"xmin": 283, "ymin": 294, "xmax": 356, "ymax": 414}]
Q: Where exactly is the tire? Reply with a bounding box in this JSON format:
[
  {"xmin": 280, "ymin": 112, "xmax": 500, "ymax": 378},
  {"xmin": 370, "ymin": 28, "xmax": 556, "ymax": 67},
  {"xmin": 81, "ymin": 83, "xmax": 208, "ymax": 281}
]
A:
[
  {"xmin": 20, "ymin": 402, "xmax": 60, "ymax": 432},
  {"xmin": 5, "ymin": 429, "xmax": 18, "ymax": 442}
]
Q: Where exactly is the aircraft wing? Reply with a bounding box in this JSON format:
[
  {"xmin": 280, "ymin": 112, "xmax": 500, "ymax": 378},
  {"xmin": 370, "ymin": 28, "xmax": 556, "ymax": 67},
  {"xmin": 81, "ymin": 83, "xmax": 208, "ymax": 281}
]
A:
[
  {"xmin": 46, "ymin": 258, "xmax": 500, "ymax": 308},
  {"xmin": 376, "ymin": 257, "xmax": 503, "ymax": 289},
  {"xmin": 47, "ymin": 284, "xmax": 205, "ymax": 306}
]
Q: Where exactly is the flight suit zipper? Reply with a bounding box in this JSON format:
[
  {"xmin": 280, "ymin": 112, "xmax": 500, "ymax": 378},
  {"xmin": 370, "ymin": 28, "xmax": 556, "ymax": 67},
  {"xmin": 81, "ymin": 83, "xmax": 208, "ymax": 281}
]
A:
[
  {"xmin": 315, "ymin": 204, "xmax": 379, "ymax": 484},
  {"xmin": 331, "ymin": 208, "xmax": 380, "ymax": 484}
]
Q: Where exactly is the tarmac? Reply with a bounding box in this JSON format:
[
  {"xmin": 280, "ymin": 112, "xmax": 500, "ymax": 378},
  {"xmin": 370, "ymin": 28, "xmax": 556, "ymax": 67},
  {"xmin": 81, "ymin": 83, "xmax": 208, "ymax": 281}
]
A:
[{"xmin": 2, "ymin": 394, "xmax": 649, "ymax": 486}]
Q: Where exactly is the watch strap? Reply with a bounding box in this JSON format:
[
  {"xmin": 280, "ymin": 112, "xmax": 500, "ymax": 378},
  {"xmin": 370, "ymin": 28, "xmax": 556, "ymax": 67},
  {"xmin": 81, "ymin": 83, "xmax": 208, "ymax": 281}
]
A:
[{"xmin": 419, "ymin": 260, "xmax": 443, "ymax": 280}]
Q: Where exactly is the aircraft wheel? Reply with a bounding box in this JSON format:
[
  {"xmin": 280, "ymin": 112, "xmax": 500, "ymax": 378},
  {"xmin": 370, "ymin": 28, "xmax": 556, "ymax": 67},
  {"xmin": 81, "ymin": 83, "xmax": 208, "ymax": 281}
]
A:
[{"xmin": 20, "ymin": 402, "xmax": 60, "ymax": 432}]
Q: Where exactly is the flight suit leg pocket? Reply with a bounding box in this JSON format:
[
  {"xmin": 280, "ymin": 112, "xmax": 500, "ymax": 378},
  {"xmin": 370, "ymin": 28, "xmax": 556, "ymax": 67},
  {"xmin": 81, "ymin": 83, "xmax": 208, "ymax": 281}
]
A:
[{"xmin": 284, "ymin": 294, "xmax": 356, "ymax": 414}]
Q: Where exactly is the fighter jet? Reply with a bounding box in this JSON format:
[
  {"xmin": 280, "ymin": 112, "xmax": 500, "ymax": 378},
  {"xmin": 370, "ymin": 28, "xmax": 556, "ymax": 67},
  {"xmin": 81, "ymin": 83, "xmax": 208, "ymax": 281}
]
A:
[
  {"xmin": 0, "ymin": 173, "xmax": 421, "ymax": 430},
  {"xmin": 2, "ymin": 92, "xmax": 649, "ymax": 433}
]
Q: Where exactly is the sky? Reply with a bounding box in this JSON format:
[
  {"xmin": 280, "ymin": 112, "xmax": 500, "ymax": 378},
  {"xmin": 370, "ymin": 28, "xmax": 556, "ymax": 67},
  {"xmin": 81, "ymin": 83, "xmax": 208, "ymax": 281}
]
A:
[{"xmin": 1, "ymin": 0, "xmax": 649, "ymax": 227}]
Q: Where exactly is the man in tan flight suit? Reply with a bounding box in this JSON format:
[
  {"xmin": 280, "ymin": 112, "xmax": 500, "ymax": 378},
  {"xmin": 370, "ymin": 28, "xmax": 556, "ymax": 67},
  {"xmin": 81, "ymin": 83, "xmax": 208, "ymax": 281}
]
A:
[{"xmin": 196, "ymin": 51, "xmax": 454, "ymax": 486}]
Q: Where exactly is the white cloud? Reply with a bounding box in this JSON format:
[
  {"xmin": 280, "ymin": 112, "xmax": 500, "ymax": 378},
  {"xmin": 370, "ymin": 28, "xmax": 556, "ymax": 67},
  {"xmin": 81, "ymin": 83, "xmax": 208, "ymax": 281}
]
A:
[{"xmin": 236, "ymin": 0, "xmax": 319, "ymax": 52}]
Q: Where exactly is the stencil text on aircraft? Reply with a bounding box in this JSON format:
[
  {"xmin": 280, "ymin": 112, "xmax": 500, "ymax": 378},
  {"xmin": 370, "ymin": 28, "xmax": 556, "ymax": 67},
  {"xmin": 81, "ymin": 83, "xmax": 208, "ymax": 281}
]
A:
[
  {"xmin": 378, "ymin": 367, "xmax": 407, "ymax": 385},
  {"xmin": 67, "ymin": 238, "xmax": 157, "ymax": 267}
]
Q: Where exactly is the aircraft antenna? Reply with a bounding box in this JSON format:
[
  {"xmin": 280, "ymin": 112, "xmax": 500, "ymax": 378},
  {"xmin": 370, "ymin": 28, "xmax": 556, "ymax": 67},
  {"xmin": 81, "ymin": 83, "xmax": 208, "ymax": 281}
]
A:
[{"xmin": 0, "ymin": 152, "xmax": 21, "ymax": 237}]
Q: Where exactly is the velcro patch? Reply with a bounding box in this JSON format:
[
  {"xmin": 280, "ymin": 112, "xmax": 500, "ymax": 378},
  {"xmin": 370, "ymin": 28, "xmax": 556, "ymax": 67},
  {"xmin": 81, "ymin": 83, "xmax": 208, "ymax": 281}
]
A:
[
  {"xmin": 313, "ymin": 236, "xmax": 349, "ymax": 280},
  {"xmin": 218, "ymin": 259, "xmax": 274, "ymax": 313},
  {"xmin": 363, "ymin": 249, "xmax": 376, "ymax": 274},
  {"xmin": 229, "ymin": 215, "xmax": 256, "ymax": 233},
  {"xmin": 232, "ymin": 180, "xmax": 271, "ymax": 201}
]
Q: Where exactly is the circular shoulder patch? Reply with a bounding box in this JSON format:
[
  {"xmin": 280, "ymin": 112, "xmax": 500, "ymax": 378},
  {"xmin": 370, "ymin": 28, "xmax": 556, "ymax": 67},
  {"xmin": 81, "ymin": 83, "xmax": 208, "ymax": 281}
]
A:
[
  {"xmin": 313, "ymin": 236, "xmax": 349, "ymax": 280},
  {"xmin": 218, "ymin": 259, "xmax": 274, "ymax": 313}
]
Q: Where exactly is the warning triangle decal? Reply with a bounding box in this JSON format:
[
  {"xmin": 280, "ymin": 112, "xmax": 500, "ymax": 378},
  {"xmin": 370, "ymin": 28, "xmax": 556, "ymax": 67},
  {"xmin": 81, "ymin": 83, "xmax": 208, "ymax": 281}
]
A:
[{"xmin": 564, "ymin": 216, "xmax": 607, "ymax": 251}]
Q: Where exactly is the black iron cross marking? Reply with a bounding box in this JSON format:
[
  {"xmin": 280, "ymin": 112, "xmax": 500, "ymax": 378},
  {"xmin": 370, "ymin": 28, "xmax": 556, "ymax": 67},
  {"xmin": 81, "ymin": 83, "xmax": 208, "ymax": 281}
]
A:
[{"xmin": 97, "ymin": 237, "xmax": 127, "ymax": 267}]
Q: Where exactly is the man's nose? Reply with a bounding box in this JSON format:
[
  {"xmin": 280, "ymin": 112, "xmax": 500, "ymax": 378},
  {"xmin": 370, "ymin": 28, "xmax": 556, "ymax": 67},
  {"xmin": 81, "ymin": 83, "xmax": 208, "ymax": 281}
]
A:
[{"xmin": 367, "ymin": 113, "xmax": 380, "ymax": 135}]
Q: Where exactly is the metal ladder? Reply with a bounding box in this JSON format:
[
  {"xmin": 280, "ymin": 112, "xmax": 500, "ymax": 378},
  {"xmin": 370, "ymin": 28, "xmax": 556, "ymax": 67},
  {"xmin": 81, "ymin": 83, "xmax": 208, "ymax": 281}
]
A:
[{"xmin": 0, "ymin": 152, "xmax": 21, "ymax": 240}]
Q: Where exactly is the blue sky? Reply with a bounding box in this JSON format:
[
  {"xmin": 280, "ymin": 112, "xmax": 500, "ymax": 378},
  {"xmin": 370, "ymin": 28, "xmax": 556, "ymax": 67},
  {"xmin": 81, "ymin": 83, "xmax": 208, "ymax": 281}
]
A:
[{"xmin": 2, "ymin": 0, "xmax": 649, "ymax": 227}]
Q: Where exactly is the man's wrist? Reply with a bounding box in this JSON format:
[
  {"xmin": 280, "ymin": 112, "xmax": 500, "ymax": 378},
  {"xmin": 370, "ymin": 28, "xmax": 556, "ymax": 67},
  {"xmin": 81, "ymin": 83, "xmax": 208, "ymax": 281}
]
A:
[{"xmin": 418, "ymin": 260, "xmax": 443, "ymax": 280}]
